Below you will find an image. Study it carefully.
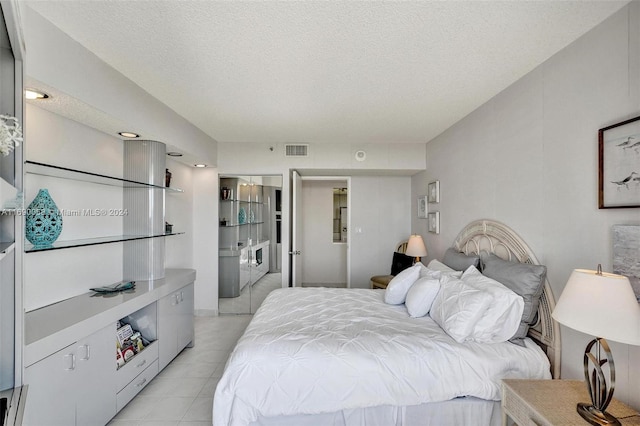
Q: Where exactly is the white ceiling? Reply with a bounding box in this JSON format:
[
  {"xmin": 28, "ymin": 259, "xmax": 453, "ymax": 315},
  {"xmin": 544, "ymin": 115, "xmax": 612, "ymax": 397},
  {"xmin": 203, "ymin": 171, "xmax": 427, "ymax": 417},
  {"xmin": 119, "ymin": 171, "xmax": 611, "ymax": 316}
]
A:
[{"xmin": 23, "ymin": 1, "xmax": 628, "ymax": 145}]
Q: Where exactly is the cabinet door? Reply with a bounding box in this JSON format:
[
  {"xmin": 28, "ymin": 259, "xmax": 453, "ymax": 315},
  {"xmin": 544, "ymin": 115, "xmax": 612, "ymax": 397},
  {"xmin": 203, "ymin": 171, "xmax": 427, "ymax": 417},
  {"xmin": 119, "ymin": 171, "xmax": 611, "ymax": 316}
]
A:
[
  {"xmin": 176, "ymin": 284, "xmax": 194, "ymax": 351},
  {"xmin": 23, "ymin": 344, "xmax": 77, "ymax": 426},
  {"xmin": 76, "ymin": 324, "xmax": 117, "ymax": 426},
  {"xmin": 158, "ymin": 292, "xmax": 179, "ymax": 371}
]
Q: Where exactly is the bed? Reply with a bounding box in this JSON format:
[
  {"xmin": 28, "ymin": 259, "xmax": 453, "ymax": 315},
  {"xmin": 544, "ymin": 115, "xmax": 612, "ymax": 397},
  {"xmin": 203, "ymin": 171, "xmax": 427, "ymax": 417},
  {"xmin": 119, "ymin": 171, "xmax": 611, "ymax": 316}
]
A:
[{"xmin": 213, "ymin": 220, "xmax": 561, "ymax": 426}]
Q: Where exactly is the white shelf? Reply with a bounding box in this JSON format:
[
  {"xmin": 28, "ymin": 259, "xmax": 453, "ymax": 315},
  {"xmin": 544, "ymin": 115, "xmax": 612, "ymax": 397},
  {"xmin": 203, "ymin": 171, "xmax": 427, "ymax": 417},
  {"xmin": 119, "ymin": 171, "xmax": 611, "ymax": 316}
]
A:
[
  {"xmin": 0, "ymin": 241, "xmax": 15, "ymax": 261},
  {"xmin": 26, "ymin": 161, "xmax": 183, "ymax": 192}
]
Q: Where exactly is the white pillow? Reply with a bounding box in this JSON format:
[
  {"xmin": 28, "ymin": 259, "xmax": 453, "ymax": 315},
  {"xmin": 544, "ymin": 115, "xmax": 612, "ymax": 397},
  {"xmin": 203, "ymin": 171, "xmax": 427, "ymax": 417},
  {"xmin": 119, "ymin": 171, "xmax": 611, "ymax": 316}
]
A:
[
  {"xmin": 461, "ymin": 266, "xmax": 524, "ymax": 343},
  {"xmin": 417, "ymin": 262, "xmax": 442, "ymax": 280},
  {"xmin": 384, "ymin": 263, "xmax": 421, "ymax": 305},
  {"xmin": 405, "ymin": 277, "xmax": 441, "ymax": 318},
  {"xmin": 430, "ymin": 274, "xmax": 492, "ymax": 342},
  {"xmin": 426, "ymin": 259, "xmax": 463, "ymax": 278}
]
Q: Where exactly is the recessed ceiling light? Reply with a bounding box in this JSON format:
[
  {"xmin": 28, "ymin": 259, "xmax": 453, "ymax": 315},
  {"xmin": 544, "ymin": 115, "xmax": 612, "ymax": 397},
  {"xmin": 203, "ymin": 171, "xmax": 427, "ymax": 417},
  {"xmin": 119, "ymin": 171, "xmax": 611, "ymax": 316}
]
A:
[
  {"xmin": 194, "ymin": 164, "xmax": 207, "ymax": 168},
  {"xmin": 167, "ymin": 152, "xmax": 183, "ymax": 157},
  {"xmin": 25, "ymin": 89, "xmax": 50, "ymax": 100},
  {"xmin": 118, "ymin": 132, "xmax": 139, "ymax": 138}
]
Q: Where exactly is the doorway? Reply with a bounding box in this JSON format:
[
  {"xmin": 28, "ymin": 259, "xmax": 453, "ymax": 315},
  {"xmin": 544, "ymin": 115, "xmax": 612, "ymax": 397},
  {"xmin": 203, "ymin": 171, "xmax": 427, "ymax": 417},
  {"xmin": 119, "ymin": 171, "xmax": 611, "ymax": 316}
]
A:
[
  {"xmin": 218, "ymin": 174, "xmax": 283, "ymax": 314},
  {"xmin": 290, "ymin": 172, "xmax": 350, "ymax": 288}
]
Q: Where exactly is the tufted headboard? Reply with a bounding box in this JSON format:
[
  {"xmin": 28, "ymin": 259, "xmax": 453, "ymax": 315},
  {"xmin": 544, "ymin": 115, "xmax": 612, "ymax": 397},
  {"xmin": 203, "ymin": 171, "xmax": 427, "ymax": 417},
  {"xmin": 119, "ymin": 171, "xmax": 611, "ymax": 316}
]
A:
[{"xmin": 452, "ymin": 219, "xmax": 561, "ymax": 379}]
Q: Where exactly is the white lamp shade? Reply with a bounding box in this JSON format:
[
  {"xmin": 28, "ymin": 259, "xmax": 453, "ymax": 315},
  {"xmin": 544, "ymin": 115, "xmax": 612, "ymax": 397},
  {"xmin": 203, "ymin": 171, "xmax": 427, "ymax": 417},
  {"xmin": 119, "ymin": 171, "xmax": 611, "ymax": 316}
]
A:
[
  {"xmin": 552, "ymin": 269, "xmax": 640, "ymax": 346},
  {"xmin": 405, "ymin": 234, "xmax": 427, "ymax": 258}
]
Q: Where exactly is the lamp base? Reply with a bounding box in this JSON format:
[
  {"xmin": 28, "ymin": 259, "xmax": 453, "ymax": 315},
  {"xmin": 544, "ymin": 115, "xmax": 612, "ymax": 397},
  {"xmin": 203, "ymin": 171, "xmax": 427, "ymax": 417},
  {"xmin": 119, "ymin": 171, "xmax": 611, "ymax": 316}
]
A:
[{"xmin": 577, "ymin": 403, "xmax": 621, "ymax": 426}]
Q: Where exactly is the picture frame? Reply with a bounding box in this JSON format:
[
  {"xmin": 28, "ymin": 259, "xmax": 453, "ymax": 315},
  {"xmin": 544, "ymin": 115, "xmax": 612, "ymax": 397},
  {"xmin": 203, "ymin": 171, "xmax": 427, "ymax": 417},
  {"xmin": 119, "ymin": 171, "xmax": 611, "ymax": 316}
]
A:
[
  {"xmin": 613, "ymin": 225, "xmax": 640, "ymax": 302},
  {"xmin": 417, "ymin": 196, "xmax": 427, "ymax": 219},
  {"xmin": 428, "ymin": 211, "xmax": 440, "ymax": 234},
  {"xmin": 428, "ymin": 180, "xmax": 440, "ymax": 203},
  {"xmin": 598, "ymin": 115, "xmax": 640, "ymax": 208}
]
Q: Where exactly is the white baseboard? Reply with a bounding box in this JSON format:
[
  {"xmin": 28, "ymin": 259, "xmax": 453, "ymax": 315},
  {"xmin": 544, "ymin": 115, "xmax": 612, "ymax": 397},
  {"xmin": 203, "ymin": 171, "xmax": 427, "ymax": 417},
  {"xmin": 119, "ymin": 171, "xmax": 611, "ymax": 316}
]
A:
[{"xmin": 194, "ymin": 309, "xmax": 218, "ymax": 317}]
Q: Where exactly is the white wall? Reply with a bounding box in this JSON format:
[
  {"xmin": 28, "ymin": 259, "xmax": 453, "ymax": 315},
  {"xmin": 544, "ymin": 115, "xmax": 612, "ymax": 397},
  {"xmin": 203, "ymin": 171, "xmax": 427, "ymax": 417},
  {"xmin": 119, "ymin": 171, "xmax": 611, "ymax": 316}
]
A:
[
  {"xmin": 24, "ymin": 104, "xmax": 123, "ymax": 311},
  {"xmin": 414, "ymin": 2, "xmax": 640, "ymax": 408},
  {"xmin": 192, "ymin": 167, "xmax": 218, "ymax": 315},
  {"xmin": 350, "ymin": 176, "xmax": 412, "ymax": 288},
  {"xmin": 25, "ymin": 104, "xmax": 217, "ymax": 315},
  {"xmin": 217, "ymin": 142, "xmax": 425, "ymax": 174},
  {"xmin": 217, "ymin": 142, "xmax": 421, "ymax": 295},
  {"xmin": 165, "ymin": 158, "xmax": 193, "ymax": 270},
  {"xmin": 301, "ymin": 180, "xmax": 347, "ymax": 285}
]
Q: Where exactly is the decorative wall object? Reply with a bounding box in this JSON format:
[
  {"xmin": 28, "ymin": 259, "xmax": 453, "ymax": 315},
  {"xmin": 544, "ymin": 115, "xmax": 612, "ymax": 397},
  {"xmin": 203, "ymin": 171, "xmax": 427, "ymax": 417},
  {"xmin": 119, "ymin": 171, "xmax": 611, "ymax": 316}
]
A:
[
  {"xmin": 428, "ymin": 211, "xmax": 440, "ymax": 234},
  {"xmin": 0, "ymin": 114, "xmax": 22, "ymax": 156},
  {"xmin": 428, "ymin": 180, "xmax": 440, "ymax": 203},
  {"xmin": 613, "ymin": 225, "xmax": 640, "ymax": 301},
  {"xmin": 25, "ymin": 189, "xmax": 63, "ymax": 247},
  {"xmin": 417, "ymin": 196, "xmax": 427, "ymax": 218},
  {"xmin": 599, "ymin": 115, "xmax": 640, "ymax": 208}
]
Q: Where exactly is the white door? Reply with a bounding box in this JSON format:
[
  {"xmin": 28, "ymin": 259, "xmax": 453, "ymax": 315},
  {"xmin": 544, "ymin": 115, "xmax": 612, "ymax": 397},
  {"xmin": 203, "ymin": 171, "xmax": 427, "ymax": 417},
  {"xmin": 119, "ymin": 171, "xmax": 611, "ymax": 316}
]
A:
[{"xmin": 290, "ymin": 170, "xmax": 303, "ymax": 287}]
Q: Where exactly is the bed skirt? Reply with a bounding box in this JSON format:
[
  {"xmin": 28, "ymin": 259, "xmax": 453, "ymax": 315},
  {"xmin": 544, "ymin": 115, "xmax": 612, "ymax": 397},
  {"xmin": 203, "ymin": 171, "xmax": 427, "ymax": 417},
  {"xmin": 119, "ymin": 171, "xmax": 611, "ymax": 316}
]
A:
[{"xmin": 248, "ymin": 397, "xmax": 501, "ymax": 426}]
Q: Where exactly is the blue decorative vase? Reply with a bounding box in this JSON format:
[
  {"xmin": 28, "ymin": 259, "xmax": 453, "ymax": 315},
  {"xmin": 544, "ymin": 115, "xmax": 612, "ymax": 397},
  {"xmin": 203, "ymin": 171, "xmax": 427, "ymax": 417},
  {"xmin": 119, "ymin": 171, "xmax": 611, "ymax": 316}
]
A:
[
  {"xmin": 238, "ymin": 207, "xmax": 246, "ymax": 225},
  {"xmin": 249, "ymin": 209, "xmax": 255, "ymax": 223},
  {"xmin": 25, "ymin": 189, "xmax": 63, "ymax": 247}
]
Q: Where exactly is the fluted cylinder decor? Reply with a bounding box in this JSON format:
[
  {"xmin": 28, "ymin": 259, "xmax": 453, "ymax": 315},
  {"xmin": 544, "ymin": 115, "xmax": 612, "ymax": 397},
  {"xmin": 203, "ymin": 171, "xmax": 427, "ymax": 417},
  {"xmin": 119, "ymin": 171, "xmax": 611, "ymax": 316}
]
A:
[{"xmin": 123, "ymin": 140, "xmax": 166, "ymax": 280}]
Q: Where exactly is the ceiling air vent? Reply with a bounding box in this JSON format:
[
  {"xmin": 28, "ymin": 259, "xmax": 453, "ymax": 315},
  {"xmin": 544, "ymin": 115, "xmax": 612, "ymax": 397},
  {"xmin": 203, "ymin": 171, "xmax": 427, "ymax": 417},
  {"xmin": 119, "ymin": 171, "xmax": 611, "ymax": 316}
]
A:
[{"xmin": 285, "ymin": 144, "xmax": 309, "ymax": 157}]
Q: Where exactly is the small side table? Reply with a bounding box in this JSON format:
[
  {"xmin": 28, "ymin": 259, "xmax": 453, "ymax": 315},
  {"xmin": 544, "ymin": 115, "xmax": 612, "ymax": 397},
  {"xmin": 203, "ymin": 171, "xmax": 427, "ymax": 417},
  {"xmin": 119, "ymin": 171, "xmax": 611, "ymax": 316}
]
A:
[{"xmin": 502, "ymin": 379, "xmax": 640, "ymax": 426}]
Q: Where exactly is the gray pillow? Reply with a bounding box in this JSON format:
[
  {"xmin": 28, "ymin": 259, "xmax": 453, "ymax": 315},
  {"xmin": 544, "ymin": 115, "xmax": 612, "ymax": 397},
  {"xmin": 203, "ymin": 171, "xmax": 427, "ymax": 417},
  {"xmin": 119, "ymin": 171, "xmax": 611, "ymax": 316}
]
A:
[
  {"xmin": 481, "ymin": 254, "xmax": 546, "ymax": 343},
  {"xmin": 442, "ymin": 248, "xmax": 481, "ymax": 271}
]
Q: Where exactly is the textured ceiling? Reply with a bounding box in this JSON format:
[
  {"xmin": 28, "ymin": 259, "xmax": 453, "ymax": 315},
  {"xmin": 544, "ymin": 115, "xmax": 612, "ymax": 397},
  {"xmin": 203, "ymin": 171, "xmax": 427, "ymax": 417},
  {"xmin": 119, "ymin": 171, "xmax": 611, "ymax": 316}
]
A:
[{"xmin": 24, "ymin": 1, "xmax": 628, "ymax": 145}]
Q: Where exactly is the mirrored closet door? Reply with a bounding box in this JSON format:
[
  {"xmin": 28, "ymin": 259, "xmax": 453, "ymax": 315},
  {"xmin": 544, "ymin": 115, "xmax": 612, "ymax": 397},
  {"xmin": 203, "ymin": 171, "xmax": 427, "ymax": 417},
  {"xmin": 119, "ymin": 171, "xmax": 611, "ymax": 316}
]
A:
[{"xmin": 218, "ymin": 175, "xmax": 282, "ymax": 314}]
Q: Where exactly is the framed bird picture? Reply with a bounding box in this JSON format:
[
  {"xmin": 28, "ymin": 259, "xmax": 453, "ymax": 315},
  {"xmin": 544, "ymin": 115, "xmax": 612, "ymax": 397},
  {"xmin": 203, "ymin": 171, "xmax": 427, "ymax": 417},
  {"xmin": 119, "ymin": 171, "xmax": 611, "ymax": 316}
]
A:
[{"xmin": 599, "ymin": 115, "xmax": 640, "ymax": 208}]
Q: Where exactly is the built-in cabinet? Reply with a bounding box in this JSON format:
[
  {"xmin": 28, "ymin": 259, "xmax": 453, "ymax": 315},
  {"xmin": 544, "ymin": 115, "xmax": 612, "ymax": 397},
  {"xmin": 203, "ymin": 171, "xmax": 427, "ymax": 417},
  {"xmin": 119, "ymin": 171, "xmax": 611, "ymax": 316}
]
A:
[
  {"xmin": 158, "ymin": 283, "xmax": 194, "ymax": 370},
  {"xmin": 22, "ymin": 140, "xmax": 194, "ymax": 425},
  {"xmin": 23, "ymin": 271, "xmax": 195, "ymax": 426},
  {"xmin": 24, "ymin": 325, "xmax": 116, "ymax": 426}
]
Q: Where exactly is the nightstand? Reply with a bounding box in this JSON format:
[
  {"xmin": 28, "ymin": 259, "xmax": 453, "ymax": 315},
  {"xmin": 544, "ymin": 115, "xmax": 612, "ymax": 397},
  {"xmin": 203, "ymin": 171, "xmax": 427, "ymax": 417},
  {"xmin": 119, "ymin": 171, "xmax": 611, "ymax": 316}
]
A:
[{"xmin": 502, "ymin": 379, "xmax": 640, "ymax": 426}]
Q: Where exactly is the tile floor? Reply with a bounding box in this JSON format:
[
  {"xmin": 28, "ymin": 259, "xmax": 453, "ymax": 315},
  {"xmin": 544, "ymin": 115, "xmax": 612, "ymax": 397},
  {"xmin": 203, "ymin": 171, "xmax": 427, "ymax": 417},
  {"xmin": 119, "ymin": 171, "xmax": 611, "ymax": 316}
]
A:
[{"xmin": 108, "ymin": 314, "xmax": 252, "ymax": 426}]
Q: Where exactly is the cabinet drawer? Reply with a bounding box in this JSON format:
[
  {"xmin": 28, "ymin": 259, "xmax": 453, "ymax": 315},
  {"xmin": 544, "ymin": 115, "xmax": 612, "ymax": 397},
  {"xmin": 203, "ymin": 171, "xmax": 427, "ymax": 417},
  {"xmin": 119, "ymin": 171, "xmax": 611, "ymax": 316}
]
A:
[
  {"xmin": 116, "ymin": 340, "xmax": 159, "ymax": 391},
  {"xmin": 116, "ymin": 359, "xmax": 158, "ymax": 412}
]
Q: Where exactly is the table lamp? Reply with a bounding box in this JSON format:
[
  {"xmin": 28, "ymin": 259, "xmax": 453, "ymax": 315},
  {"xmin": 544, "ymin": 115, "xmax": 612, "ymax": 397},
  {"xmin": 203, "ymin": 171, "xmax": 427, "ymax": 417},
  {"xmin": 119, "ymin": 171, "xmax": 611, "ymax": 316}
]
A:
[
  {"xmin": 552, "ymin": 265, "xmax": 640, "ymax": 425},
  {"xmin": 405, "ymin": 234, "xmax": 427, "ymax": 263}
]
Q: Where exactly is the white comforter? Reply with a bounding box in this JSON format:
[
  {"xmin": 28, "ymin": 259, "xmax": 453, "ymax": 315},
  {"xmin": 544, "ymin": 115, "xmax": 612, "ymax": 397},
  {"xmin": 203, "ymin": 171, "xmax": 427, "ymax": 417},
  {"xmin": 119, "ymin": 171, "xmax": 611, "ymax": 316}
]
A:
[{"xmin": 213, "ymin": 288, "xmax": 551, "ymax": 426}]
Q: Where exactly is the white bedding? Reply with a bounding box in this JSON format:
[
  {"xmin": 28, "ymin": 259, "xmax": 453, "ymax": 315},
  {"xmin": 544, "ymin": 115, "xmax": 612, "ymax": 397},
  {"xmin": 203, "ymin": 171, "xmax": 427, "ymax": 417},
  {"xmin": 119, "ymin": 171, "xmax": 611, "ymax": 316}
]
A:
[{"xmin": 213, "ymin": 288, "xmax": 551, "ymax": 426}]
